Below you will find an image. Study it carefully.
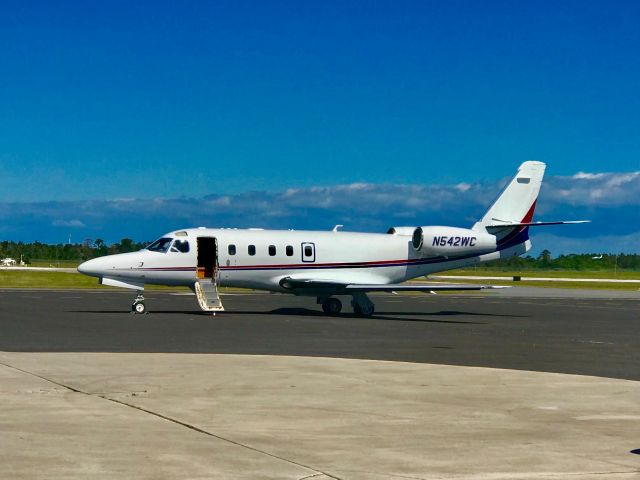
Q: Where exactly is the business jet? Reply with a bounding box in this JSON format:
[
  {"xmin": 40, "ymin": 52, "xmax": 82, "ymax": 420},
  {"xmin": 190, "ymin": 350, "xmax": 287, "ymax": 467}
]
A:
[
  {"xmin": 78, "ymin": 161, "xmax": 587, "ymax": 316},
  {"xmin": 1, "ymin": 257, "xmax": 17, "ymax": 267}
]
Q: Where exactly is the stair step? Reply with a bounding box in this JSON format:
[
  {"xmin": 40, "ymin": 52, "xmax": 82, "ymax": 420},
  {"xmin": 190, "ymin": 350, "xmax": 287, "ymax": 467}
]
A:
[{"xmin": 195, "ymin": 280, "xmax": 224, "ymax": 312}]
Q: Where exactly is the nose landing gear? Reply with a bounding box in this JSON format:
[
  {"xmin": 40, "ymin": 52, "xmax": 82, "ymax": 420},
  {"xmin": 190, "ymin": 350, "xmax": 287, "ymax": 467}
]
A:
[{"xmin": 131, "ymin": 292, "xmax": 147, "ymax": 314}]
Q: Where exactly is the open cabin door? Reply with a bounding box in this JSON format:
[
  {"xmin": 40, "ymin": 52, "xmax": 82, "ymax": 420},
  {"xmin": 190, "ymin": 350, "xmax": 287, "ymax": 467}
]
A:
[
  {"xmin": 195, "ymin": 237, "xmax": 224, "ymax": 312},
  {"xmin": 196, "ymin": 237, "xmax": 218, "ymax": 279}
]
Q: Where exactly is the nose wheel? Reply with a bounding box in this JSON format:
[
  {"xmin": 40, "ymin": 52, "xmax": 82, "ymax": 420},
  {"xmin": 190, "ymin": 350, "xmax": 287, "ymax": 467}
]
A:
[{"xmin": 131, "ymin": 293, "xmax": 147, "ymax": 314}]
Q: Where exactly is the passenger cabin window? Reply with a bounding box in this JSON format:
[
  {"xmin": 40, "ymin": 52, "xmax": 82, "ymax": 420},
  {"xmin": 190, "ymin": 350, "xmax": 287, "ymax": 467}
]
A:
[
  {"xmin": 171, "ymin": 240, "xmax": 190, "ymax": 253},
  {"xmin": 248, "ymin": 245, "xmax": 256, "ymax": 256},
  {"xmin": 286, "ymin": 245, "xmax": 294, "ymax": 256},
  {"xmin": 301, "ymin": 242, "xmax": 315, "ymax": 262},
  {"xmin": 147, "ymin": 237, "xmax": 173, "ymax": 253},
  {"xmin": 268, "ymin": 245, "xmax": 276, "ymax": 256},
  {"xmin": 228, "ymin": 244, "xmax": 236, "ymax": 255}
]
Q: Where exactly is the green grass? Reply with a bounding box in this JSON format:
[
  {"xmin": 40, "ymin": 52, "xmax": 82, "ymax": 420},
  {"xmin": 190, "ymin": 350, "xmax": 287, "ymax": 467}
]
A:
[
  {"xmin": 441, "ymin": 268, "xmax": 640, "ymax": 280},
  {"xmin": 1, "ymin": 268, "xmax": 638, "ymax": 291},
  {"xmin": 0, "ymin": 271, "xmax": 99, "ymax": 288},
  {"xmin": 434, "ymin": 278, "xmax": 640, "ymax": 290},
  {"xmin": 0, "ymin": 271, "xmax": 188, "ymax": 290},
  {"xmin": 429, "ymin": 268, "xmax": 640, "ymax": 290},
  {"xmin": 27, "ymin": 260, "xmax": 82, "ymax": 268},
  {"xmin": 0, "ymin": 270, "xmax": 253, "ymax": 292}
]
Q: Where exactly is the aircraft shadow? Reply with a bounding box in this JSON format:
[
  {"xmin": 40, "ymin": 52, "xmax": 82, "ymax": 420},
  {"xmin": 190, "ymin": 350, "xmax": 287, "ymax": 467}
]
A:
[
  {"xmin": 65, "ymin": 308, "xmax": 525, "ymax": 324},
  {"xmin": 207, "ymin": 308, "xmax": 491, "ymax": 324}
]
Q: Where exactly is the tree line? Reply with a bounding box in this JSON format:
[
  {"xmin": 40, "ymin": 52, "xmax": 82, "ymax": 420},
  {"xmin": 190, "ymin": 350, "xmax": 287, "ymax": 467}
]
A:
[
  {"xmin": 0, "ymin": 240, "xmax": 638, "ymax": 270},
  {"xmin": 482, "ymin": 250, "xmax": 640, "ymax": 270},
  {"xmin": 0, "ymin": 239, "xmax": 148, "ymax": 263}
]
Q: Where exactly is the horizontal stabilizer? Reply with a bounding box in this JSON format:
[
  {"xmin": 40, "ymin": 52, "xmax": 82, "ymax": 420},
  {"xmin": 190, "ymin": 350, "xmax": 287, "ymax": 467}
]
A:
[{"xmin": 486, "ymin": 220, "xmax": 590, "ymax": 231}]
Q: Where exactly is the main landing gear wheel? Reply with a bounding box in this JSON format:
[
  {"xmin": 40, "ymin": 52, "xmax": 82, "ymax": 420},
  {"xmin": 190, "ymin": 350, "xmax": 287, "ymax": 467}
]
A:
[
  {"xmin": 351, "ymin": 292, "xmax": 375, "ymax": 317},
  {"xmin": 131, "ymin": 293, "xmax": 147, "ymax": 314},
  {"xmin": 321, "ymin": 298, "xmax": 342, "ymax": 315},
  {"xmin": 353, "ymin": 303, "xmax": 374, "ymax": 317}
]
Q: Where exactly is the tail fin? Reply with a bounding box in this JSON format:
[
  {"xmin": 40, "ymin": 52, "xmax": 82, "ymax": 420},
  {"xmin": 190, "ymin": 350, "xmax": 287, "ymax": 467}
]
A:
[{"xmin": 473, "ymin": 161, "xmax": 546, "ymax": 232}]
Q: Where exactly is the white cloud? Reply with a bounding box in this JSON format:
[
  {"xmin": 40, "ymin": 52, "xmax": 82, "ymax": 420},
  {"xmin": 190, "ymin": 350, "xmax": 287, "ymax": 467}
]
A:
[
  {"xmin": 346, "ymin": 182, "xmax": 370, "ymax": 191},
  {"xmin": 207, "ymin": 196, "xmax": 231, "ymax": 207},
  {"xmin": 51, "ymin": 219, "xmax": 85, "ymax": 228},
  {"xmin": 572, "ymin": 172, "xmax": 606, "ymax": 179},
  {"xmin": 1, "ymin": 169, "xmax": 638, "ymax": 252},
  {"xmin": 545, "ymin": 171, "xmax": 640, "ymax": 206}
]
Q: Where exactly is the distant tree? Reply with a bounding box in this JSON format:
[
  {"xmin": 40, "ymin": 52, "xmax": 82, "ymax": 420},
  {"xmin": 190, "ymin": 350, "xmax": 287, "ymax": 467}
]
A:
[
  {"xmin": 92, "ymin": 238, "xmax": 108, "ymax": 257},
  {"xmin": 1, "ymin": 238, "xmax": 638, "ymax": 270},
  {"xmin": 118, "ymin": 238, "xmax": 135, "ymax": 253},
  {"xmin": 538, "ymin": 249, "xmax": 552, "ymax": 267}
]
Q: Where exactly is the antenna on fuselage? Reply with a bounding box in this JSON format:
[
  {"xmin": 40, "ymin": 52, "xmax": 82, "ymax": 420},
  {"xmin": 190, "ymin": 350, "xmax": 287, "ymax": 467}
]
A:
[{"xmin": 332, "ymin": 225, "xmax": 344, "ymax": 232}]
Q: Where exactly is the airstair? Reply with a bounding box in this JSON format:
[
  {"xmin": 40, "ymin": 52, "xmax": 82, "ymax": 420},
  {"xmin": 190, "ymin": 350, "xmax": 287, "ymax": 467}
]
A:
[{"xmin": 195, "ymin": 279, "xmax": 224, "ymax": 312}]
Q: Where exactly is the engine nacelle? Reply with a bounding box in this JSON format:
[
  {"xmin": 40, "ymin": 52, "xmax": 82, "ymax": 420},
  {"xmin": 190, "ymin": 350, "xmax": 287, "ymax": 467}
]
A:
[
  {"xmin": 414, "ymin": 226, "xmax": 496, "ymax": 257},
  {"xmin": 387, "ymin": 226, "xmax": 419, "ymax": 236},
  {"xmin": 387, "ymin": 226, "xmax": 425, "ymax": 250}
]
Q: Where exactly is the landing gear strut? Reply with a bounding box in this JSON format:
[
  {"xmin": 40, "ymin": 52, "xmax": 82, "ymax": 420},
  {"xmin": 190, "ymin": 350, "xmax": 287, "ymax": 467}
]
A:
[
  {"xmin": 320, "ymin": 297, "xmax": 342, "ymax": 315},
  {"xmin": 351, "ymin": 292, "xmax": 375, "ymax": 317},
  {"xmin": 131, "ymin": 292, "xmax": 146, "ymax": 314}
]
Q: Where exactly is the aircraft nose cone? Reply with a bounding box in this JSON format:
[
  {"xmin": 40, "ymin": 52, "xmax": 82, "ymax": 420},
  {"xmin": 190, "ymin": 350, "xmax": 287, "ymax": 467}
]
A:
[{"xmin": 78, "ymin": 258, "xmax": 103, "ymax": 277}]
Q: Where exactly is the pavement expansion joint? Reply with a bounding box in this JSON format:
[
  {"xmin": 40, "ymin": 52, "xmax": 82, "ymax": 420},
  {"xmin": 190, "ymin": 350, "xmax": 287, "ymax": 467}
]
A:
[
  {"xmin": 337, "ymin": 472, "xmax": 428, "ymax": 480},
  {"xmin": 298, "ymin": 474, "xmax": 335, "ymax": 480},
  {"xmin": 0, "ymin": 358, "xmax": 343, "ymax": 480},
  {"xmin": 101, "ymin": 396, "xmax": 343, "ymax": 480}
]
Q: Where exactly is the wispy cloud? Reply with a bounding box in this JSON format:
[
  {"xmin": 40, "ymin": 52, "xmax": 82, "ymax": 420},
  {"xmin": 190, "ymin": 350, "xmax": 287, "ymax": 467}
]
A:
[
  {"xmin": 0, "ymin": 171, "xmax": 638, "ymax": 254},
  {"xmin": 544, "ymin": 171, "xmax": 640, "ymax": 207},
  {"xmin": 51, "ymin": 219, "xmax": 86, "ymax": 228}
]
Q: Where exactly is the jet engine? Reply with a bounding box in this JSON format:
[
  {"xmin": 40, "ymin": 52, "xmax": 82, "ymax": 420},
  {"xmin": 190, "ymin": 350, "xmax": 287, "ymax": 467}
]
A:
[
  {"xmin": 418, "ymin": 226, "xmax": 496, "ymax": 256},
  {"xmin": 387, "ymin": 226, "xmax": 425, "ymax": 250},
  {"xmin": 390, "ymin": 226, "xmax": 496, "ymax": 257}
]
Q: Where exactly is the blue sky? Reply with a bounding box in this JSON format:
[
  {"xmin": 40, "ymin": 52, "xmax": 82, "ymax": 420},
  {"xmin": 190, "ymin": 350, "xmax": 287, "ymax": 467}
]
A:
[{"xmin": 0, "ymin": 1, "xmax": 638, "ymax": 252}]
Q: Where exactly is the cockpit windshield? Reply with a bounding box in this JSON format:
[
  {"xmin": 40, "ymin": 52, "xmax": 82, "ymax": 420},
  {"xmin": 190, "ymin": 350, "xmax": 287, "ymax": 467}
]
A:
[
  {"xmin": 170, "ymin": 239, "xmax": 190, "ymax": 253},
  {"xmin": 146, "ymin": 237, "xmax": 173, "ymax": 253}
]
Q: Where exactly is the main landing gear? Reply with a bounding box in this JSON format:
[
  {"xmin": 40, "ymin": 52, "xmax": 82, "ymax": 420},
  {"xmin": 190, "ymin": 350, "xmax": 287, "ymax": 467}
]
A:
[
  {"xmin": 318, "ymin": 293, "xmax": 375, "ymax": 317},
  {"xmin": 131, "ymin": 292, "xmax": 147, "ymax": 314},
  {"xmin": 320, "ymin": 297, "xmax": 343, "ymax": 315},
  {"xmin": 351, "ymin": 292, "xmax": 375, "ymax": 317}
]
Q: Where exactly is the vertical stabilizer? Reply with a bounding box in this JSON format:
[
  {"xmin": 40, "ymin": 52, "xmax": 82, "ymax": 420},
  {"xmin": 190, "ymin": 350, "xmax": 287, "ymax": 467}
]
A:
[{"xmin": 473, "ymin": 161, "xmax": 546, "ymax": 231}]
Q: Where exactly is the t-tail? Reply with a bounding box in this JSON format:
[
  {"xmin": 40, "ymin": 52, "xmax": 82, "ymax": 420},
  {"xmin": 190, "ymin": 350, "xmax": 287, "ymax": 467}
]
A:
[{"xmin": 472, "ymin": 160, "xmax": 588, "ymax": 255}]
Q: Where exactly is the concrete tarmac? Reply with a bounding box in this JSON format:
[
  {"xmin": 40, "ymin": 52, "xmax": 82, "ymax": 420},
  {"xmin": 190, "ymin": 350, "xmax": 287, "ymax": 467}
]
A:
[{"xmin": 0, "ymin": 289, "xmax": 639, "ymax": 479}]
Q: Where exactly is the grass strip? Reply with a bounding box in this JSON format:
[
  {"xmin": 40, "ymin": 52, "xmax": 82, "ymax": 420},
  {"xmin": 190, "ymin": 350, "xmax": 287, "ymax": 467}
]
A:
[
  {"xmin": 446, "ymin": 268, "xmax": 640, "ymax": 280},
  {"xmin": 1, "ymin": 269, "xmax": 638, "ymax": 291}
]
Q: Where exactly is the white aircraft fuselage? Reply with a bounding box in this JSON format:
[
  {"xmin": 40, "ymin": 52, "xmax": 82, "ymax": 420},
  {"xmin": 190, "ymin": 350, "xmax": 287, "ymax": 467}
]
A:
[
  {"xmin": 77, "ymin": 161, "xmax": 587, "ymax": 315},
  {"xmin": 79, "ymin": 227, "xmax": 525, "ymax": 291}
]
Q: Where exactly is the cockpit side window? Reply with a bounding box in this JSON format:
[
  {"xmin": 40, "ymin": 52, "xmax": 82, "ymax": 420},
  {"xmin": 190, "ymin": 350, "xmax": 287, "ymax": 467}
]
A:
[
  {"xmin": 146, "ymin": 237, "xmax": 173, "ymax": 253},
  {"xmin": 171, "ymin": 240, "xmax": 190, "ymax": 253}
]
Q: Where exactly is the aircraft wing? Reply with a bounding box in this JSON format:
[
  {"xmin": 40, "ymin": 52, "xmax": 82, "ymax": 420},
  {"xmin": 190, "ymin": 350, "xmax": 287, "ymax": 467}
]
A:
[
  {"xmin": 279, "ymin": 276, "xmax": 504, "ymax": 292},
  {"xmin": 344, "ymin": 284, "xmax": 504, "ymax": 292}
]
